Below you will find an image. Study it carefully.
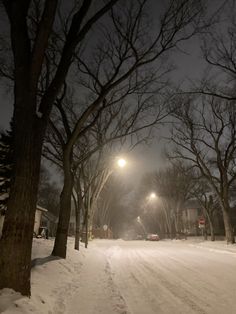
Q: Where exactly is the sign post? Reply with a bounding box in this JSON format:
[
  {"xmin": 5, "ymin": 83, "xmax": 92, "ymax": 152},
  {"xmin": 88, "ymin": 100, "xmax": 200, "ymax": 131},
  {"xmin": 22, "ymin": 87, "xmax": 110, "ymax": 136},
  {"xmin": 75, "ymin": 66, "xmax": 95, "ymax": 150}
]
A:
[{"xmin": 198, "ymin": 217, "xmax": 207, "ymax": 240}]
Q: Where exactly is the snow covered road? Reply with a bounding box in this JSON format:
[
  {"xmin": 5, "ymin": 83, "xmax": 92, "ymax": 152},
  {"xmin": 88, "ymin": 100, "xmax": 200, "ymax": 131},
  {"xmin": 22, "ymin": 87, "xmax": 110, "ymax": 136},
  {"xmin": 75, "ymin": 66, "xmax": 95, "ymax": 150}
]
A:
[
  {"xmin": 68, "ymin": 240, "xmax": 236, "ymax": 314},
  {"xmin": 1, "ymin": 239, "xmax": 236, "ymax": 314}
]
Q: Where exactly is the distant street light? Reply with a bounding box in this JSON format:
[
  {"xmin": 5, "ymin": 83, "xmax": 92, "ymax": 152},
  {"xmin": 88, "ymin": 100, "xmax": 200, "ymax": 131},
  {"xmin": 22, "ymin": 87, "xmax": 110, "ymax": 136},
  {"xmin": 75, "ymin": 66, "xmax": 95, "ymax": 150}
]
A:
[
  {"xmin": 136, "ymin": 215, "xmax": 147, "ymax": 234},
  {"xmin": 149, "ymin": 192, "xmax": 157, "ymax": 200}
]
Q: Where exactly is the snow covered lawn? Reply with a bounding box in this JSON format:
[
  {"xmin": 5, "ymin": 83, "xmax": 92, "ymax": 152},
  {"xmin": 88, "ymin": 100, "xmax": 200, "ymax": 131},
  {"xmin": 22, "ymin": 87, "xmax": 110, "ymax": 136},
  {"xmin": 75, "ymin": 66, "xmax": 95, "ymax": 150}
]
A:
[
  {"xmin": 1, "ymin": 238, "xmax": 236, "ymax": 314},
  {"xmin": 0, "ymin": 238, "xmax": 86, "ymax": 314}
]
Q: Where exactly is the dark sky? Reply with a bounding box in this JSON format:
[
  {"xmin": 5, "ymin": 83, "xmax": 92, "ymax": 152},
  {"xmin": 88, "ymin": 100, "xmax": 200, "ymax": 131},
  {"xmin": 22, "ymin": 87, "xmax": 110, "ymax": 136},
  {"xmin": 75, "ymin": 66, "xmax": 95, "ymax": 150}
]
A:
[
  {"xmin": 0, "ymin": 0, "xmax": 209, "ymax": 129},
  {"xmin": 0, "ymin": 0, "xmax": 226, "ymax": 180}
]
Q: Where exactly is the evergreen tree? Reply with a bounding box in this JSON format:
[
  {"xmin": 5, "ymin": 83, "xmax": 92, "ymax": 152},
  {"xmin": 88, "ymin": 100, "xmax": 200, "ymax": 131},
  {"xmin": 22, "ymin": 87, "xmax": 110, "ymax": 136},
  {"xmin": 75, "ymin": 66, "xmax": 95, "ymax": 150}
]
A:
[{"xmin": 0, "ymin": 122, "xmax": 13, "ymax": 214}]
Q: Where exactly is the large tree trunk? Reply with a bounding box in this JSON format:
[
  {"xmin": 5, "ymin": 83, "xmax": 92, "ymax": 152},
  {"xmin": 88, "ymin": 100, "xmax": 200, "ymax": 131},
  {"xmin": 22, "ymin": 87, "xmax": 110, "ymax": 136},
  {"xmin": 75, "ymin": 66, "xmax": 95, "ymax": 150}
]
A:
[
  {"xmin": 205, "ymin": 210, "xmax": 215, "ymax": 242},
  {"xmin": 209, "ymin": 220, "xmax": 215, "ymax": 241},
  {"xmin": 85, "ymin": 209, "xmax": 89, "ymax": 249},
  {"xmin": 222, "ymin": 207, "xmax": 235, "ymax": 244},
  {"xmin": 0, "ymin": 110, "xmax": 44, "ymax": 296},
  {"xmin": 74, "ymin": 205, "xmax": 81, "ymax": 250},
  {"xmin": 52, "ymin": 152, "xmax": 73, "ymax": 258}
]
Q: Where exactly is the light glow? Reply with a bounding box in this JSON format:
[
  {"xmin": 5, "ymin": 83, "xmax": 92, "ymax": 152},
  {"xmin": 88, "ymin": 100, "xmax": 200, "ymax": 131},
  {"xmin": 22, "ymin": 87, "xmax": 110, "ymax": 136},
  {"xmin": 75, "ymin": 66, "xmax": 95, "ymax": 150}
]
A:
[
  {"xmin": 117, "ymin": 158, "xmax": 126, "ymax": 168},
  {"xmin": 149, "ymin": 192, "xmax": 157, "ymax": 199}
]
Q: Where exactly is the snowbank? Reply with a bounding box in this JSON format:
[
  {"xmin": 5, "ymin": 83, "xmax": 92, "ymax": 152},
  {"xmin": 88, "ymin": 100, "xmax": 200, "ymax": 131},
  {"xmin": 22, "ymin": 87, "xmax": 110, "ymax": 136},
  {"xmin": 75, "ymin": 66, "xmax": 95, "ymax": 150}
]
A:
[
  {"xmin": 165, "ymin": 236, "xmax": 236, "ymax": 254},
  {"xmin": 0, "ymin": 238, "xmax": 86, "ymax": 314},
  {"xmin": 188, "ymin": 239, "xmax": 236, "ymax": 254}
]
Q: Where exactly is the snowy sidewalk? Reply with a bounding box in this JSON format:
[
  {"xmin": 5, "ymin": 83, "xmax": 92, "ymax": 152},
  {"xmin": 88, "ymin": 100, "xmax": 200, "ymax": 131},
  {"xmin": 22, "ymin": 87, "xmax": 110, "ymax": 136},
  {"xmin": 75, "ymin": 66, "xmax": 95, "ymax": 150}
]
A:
[{"xmin": 66, "ymin": 246, "xmax": 127, "ymax": 314}]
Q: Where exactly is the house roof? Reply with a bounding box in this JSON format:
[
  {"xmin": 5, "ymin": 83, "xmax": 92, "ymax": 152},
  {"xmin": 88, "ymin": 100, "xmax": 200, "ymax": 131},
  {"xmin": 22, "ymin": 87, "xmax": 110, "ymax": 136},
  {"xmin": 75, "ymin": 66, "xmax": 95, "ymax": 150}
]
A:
[{"xmin": 42, "ymin": 211, "xmax": 58, "ymax": 223}]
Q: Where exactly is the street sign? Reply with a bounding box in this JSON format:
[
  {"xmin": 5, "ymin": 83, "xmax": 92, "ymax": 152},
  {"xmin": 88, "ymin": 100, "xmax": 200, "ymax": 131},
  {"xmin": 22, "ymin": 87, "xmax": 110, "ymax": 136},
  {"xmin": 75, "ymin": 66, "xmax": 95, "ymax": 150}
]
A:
[
  {"xmin": 198, "ymin": 218, "xmax": 205, "ymax": 225},
  {"xmin": 198, "ymin": 217, "xmax": 205, "ymax": 229}
]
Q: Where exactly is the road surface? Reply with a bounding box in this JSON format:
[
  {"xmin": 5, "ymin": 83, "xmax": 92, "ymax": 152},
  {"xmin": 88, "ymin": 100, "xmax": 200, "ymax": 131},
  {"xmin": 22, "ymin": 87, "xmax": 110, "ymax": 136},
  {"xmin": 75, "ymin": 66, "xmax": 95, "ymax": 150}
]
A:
[{"xmin": 66, "ymin": 240, "xmax": 236, "ymax": 314}]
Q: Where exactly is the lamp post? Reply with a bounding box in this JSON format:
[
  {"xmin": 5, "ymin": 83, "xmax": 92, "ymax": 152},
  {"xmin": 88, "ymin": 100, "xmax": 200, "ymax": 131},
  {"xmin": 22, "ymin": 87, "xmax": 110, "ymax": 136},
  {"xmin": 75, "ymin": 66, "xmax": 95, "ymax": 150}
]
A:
[
  {"xmin": 85, "ymin": 156, "xmax": 127, "ymax": 247},
  {"xmin": 136, "ymin": 193, "xmax": 157, "ymax": 238},
  {"xmin": 136, "ymin": 215, "xmax": 147, "ymax": 236}
]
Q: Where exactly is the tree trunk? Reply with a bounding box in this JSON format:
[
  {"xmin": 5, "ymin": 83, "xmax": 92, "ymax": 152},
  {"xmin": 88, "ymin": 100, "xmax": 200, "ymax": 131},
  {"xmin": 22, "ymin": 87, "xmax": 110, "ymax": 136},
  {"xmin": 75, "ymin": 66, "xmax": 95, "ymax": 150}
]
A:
[
  {"xmin": 74, "ymin": 206, "xmax": 81, "ymax": 250},
  {"xmin": 85, "ymin": 210, "xmax": 89, "ymax": 249},
  {"xmin": 204, "ymin": 208, "xmax": 215, "ymax": 242},
  {"xmin": 52, "ymin": 153, "xmax": 74, "ymax": 258},
  {"xmin": 209, "ymin": 220, "xmax": 215, "ymax": 241},
  {"xmin": 222, "ymin": 208, "xmax": 235, "ymax": 244},
  {"xmin": 0, "ymin": 111, "xmax": 44, "ymax": 296}
]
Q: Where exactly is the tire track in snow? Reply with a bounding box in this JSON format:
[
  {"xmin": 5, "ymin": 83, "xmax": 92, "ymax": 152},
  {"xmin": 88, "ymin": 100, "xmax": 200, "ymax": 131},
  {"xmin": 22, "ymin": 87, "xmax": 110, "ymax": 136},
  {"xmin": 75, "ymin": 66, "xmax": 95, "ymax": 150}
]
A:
[
  {"xmin": 141, "ymin": 245, "xmax": 236, "ymax": 311},
  {"xmin": 107, "ymin": 247, "xmax": 188, "ymax": 314},
  {"xmin": 107, "ymin": 243, "xmax": 236, "ymax": 314},
  {"xmin": 137, "ymin": 253, "xmax": 208, "ymax": 314}
]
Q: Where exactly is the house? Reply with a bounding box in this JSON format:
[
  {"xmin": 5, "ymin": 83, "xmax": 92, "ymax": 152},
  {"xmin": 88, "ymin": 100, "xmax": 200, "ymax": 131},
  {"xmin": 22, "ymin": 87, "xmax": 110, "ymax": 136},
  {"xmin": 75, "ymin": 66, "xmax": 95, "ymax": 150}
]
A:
[
  {"xmin": 0, "ymin": 205, "xmax": 47, "ymax": 237},
  {"xmin": 182, "ymin": 198, "xmax": 224, "ymax": 236},
  {"xmin": 41, "ymin": 211, "xmax": 58, "ymax": 237},
  {"xmin": 182, "ymin": 199, "xmax": 203, "ymax": 235},
  {"xmin": 34, "ymin": 205, "xmax": 48, "ymax": 236}
]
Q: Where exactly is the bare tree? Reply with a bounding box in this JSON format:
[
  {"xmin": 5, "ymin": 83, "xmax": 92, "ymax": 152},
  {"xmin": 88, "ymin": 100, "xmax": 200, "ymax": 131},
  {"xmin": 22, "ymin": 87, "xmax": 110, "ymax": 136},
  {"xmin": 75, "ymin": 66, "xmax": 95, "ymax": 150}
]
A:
[
  {"xmin": 128, "ymin": 162, "xmax": 195, "ymax": 239},
  {"xmin": 45, "ymin": 90, "xmax": 157, "ymax": 253},
  {"xmin": 37, "ymin": 165, "xmax": 60, "ymax": 218},
  {"xmin": 73, "ymin": 149, "xmax": 113, "ymax": 249},
  {"xmin": 0, "ymin": 0, "xmax": 122, "ymax": 296},
  {"xmin": 154, "ymin": 162, "xmax": 195, "ymax": 238},
  {"xmin": 187, "ymin": 1, "xmax": 236, "ymax": 101},
  {"xmin": 191, "ymin": 177, "xmax": 220, "ymax": 241},
  {"xmin": 51, "ymin": 0, "xmax": 205, "ymax": 257},
  {"xmin": 168, "ymin": 99, "xmax": 236, "ymax": 243},
  {"xmin": 95, "ymin": 175, "xmax": 132, "ymax": 238},
  {"xmin": 0, "ymin": 0, "xmax": 204, "ymax": 294}
]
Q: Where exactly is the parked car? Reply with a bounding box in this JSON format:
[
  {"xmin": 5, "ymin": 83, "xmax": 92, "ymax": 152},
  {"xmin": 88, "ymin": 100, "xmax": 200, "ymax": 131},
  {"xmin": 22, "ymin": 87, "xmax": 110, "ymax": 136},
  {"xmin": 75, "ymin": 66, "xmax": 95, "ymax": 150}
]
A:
[{"xmin": 146, "ymin": 233, "xmax": 160, "ymax": 241}]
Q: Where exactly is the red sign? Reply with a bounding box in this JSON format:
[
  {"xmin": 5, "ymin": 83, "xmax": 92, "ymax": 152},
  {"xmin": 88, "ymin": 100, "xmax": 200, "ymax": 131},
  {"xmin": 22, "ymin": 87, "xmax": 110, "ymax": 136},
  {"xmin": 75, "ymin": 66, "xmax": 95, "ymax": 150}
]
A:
[{"xmin": 198, "ymin": 218, "xmax": 205, "ymax": 224}]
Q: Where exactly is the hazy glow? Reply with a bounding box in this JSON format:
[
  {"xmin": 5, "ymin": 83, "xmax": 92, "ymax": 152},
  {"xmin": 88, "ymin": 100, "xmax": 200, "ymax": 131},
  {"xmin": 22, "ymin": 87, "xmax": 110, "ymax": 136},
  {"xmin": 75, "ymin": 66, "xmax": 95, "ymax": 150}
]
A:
[
  {"xmin": 117, "ymin": 158, "xmax": 126, "ymax": 168},
  {"xmin": 149, "ymin": 192, "xmax": 157, "ymax": 199}
]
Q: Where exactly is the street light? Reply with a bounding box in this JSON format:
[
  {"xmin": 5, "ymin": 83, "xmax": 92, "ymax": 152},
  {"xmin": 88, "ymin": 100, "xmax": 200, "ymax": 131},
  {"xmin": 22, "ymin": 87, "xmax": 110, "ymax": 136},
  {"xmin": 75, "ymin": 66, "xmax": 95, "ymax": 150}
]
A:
[
  {"xmin": 149, "ymin": 192, "xmax": 157, "ymax": 200},
  {"xmin": 85, "ymin": 156, "xmax": 127, "ymax": 248},
  {"xmin": 117, "ymin": 158, "xmax": 126, "ymax": 168},
  {"xmin": 136, "ymin": 215, "xmax": 147, "ymax": 234}
]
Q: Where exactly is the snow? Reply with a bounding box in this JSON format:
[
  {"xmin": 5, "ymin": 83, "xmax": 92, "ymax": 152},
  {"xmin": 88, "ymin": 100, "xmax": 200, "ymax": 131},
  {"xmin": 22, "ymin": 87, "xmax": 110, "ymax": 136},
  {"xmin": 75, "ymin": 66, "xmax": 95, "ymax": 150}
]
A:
[
  {"xmin": 1, "ymin": 238, "xmax": 236, "ymax": 314},
  {"xmin": 36, "ymin": 205, "xmax": 47, "ymax": 212},
  {"xmin": 0, "ymin": 238, "xmax": 86, "ymax": 314}
]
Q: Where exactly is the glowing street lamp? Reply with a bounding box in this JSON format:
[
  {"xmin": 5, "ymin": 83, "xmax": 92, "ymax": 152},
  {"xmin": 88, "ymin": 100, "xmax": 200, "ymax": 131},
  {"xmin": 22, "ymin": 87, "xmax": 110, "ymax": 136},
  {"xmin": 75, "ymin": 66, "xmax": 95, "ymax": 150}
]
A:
[
  {"xmin": 117, "ymin": 158, "xmax": 126, "ymax": 168},
  {"xmin": 149, "ymin": 192, "xmax": 157, "ymax": 200}
]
